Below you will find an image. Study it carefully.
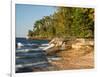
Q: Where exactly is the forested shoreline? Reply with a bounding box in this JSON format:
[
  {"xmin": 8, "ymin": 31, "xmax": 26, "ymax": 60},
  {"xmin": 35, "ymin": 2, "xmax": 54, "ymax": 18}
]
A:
[{"xmin": 28, "ymin": 7, "xmax": 94, "ymax": 40}]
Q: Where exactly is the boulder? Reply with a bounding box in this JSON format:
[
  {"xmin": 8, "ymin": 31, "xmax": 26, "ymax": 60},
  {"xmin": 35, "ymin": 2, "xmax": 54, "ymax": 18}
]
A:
[
  {"xmin": 71, "ymin": 38, "xmax": 94, "ymax": 49},
  {"xmin": 72, "ymin": 43, "xmax": 84, "ymax": 49},
  {"xmin": 71, "ymin": 38, "xmax": 85, "ymax": 49}
]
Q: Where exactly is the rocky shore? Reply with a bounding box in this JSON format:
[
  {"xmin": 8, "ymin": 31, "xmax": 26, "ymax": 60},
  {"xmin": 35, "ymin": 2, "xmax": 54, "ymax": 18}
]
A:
[
  {"xmin": 44, "ymin": 37, "xmax": 94, "ymax": 70},
  {"xmin": 23, "ymin": 37, "xmax": 94, "ymax": 72}
]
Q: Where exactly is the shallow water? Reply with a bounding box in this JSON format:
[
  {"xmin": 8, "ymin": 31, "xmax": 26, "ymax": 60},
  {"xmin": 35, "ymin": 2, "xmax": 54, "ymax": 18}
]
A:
[{"xmin": 16, "ymin": 38, "xmax": 52, "ymax": 73}]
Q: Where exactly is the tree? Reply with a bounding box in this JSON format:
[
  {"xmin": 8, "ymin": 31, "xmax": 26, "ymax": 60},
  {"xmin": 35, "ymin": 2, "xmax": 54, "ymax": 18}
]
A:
[{"xmin": 28, "ymin": 7, "xmax": 94, "ymax": 39}]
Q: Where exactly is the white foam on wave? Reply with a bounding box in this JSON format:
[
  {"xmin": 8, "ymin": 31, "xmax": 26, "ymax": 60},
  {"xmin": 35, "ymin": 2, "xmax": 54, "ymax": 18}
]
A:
[
  {"xmin": 24, "ymin": 43, "xmax": 38, "ymax": 46},
  {"xmin": 17, "ymin": 42, "xmax": 24, "ymax": 49},
  {"xmin": 16, "ymin": 48, "xmax": 44, "ymax": 52},
  {"xmin": 16, "ymin": 61, "xmax": 48, "ymax": 68},
  {"xmin": 42, "ymin": 44, "xmax": 55, "ymax": 50},
  {"xmin": 16, "ymin": 43, "xmax": 53, "ymax": 52},
  {"xmin": 41, "ymin": 44, "xmax": 49, "ymax": 46},
  {"xmin": 16, "ymin": 49, "xmax": 30, "ymax": 52}
]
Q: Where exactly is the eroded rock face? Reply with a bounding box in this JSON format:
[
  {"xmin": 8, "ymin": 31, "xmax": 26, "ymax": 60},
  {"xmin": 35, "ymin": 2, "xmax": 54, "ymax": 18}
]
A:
[
  {"xmin": 71, "ymin": 38, "xmax": 94, "ymax": 49},
  {"xmin": 86, "ymin": 40, "xmax": 94, "ymax": 46},
  {"xmin": 48, "ymin": 38, "xmax": 94, "ymax": 55}
]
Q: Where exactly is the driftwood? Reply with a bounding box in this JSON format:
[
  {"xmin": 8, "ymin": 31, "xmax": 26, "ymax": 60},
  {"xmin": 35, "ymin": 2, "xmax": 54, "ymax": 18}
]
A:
[
  {"xmin": 45, "ymin": 37, "xmax": 94, "ymax": 55},
  {"xmin": 49, "ymin": 37, "xmax": 64, "ymax": 47},
  {"xmin": 45, "ymin": 37, "xmax": 73, "ymax": 55},
  {"xmin": 45, "ymin": 37, "xmax": 65, "ymax": 55}
]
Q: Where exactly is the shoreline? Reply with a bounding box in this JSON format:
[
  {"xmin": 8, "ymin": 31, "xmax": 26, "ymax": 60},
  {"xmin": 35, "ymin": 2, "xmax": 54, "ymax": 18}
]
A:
[
  {"xmin": 50, "ymin": 46, "xmax": 94, "ymax": 70},
  {"xmin": 16, "ymin": 37, "xmax": 94, "ymax": 72},
  {"xmin": 28, "ymin": 37, "xmax": 52, "ymax": 41},
  {"xmin": 44, "ymin": 37, "xmax": 94, "ymax": 70}
]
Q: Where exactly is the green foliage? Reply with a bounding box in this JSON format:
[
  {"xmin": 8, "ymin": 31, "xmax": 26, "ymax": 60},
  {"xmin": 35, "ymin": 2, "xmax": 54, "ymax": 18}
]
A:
[
  {"xmin": 28, "ymin": 30, "xmax": 33, "ymax": 37},
  {"xmin": 28, "ymin": 7, "xmax": 94, "ymax": 39}
]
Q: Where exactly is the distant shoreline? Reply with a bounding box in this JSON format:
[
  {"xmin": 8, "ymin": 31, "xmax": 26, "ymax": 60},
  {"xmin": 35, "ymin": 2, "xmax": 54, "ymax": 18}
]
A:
[
  {"xmin": 16, "ymin": 37, "xmax": 51, "ymax": 41},
  {"xmin": 28, "ymin": 37, "xmax": 52, "ymax": 41},
  {"xmin": 16, "ymin": 37, "xmax": 94, "ymax": 42},
  {"xmin": 28, "ymin": 37, "xmax": 94, "ymax": 41}
]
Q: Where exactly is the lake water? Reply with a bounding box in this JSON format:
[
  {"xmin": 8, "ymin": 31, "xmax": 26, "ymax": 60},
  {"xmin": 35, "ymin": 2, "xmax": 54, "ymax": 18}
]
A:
[{"xmin": 16, "ymin": 38, "xmax": 51, "ymax": 73}]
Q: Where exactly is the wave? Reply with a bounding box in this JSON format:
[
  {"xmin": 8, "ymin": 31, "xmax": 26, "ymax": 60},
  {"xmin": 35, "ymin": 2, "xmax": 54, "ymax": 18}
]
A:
[
  {"xmin": 16, "ymin": 48, "xmax": 43, "ymax": 52},
  {"xmin": 16, "ymin": 52, "xmax": 45, "ymax": 57},
  {"xmin": 15, "ymin": 61, "xmax": 48, "ymax": 69},
  {"xmin": 42, "ymin": 44, "xmax": 54, "ymax": 50},
  {"xmin": 16, "ymin": 43, "xmax": 51, "ymax": 52}
]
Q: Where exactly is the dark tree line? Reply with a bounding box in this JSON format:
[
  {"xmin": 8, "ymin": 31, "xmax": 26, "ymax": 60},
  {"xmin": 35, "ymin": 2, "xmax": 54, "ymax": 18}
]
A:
[{"xmin": 28, "ymin": 7, "xmax": 94, "ymax": 39}]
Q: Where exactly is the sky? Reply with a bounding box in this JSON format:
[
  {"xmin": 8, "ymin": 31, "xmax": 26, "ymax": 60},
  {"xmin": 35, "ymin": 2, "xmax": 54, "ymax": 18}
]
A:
[{"xmin": 16, "ymin": 4, "xmax": 56, "ymax": 37}]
